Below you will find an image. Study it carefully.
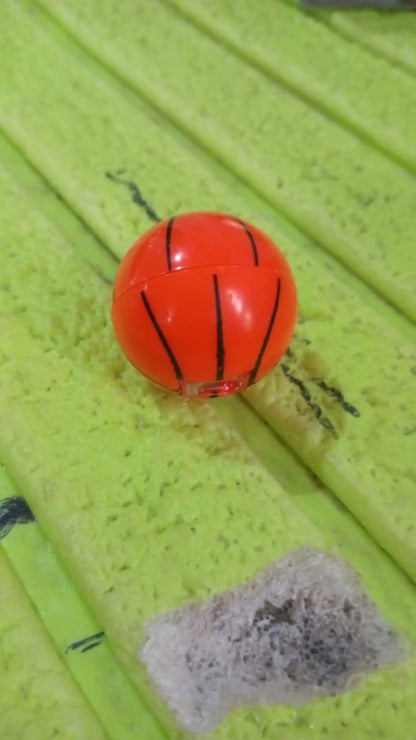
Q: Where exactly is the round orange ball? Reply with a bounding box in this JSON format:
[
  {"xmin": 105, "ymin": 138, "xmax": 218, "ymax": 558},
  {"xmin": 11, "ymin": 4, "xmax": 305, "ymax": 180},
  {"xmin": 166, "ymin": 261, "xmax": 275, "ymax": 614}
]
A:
[{"xmin": 111, "ymin": 212, "xmax": 297, "ymax": 398}]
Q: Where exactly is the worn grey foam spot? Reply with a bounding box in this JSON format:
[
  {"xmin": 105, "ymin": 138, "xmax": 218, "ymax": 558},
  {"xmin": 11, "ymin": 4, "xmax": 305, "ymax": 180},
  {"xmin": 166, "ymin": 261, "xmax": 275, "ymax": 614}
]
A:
[{"xmin": 141, "ymin": 548, "xmax": 404, "ymax": 733}]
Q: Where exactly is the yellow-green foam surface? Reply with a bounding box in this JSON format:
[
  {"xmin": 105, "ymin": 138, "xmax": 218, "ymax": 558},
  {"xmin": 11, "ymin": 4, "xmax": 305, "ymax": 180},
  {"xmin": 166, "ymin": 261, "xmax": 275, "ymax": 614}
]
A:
[
  {"xmin": 0, "ymin": 0, "xmax": 415, "ymax": 737},
  {"xmin": 28, "ymin": 0, "xmax": 416, "ymax": 322},
  {"xmin": 0, "ymin": 545, "xmax": 106, "ymax": 740},
  {"xmin": 0, "ymin": 463, "xmax": 165, "ymax": 740}
]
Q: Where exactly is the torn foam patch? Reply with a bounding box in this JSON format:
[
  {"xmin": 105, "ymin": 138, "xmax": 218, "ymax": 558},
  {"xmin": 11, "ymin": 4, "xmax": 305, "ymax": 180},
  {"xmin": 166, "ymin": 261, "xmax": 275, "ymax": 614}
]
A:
[{"xmin": 142, "ymin": 548, "xmax": 403, "ymax": 733}]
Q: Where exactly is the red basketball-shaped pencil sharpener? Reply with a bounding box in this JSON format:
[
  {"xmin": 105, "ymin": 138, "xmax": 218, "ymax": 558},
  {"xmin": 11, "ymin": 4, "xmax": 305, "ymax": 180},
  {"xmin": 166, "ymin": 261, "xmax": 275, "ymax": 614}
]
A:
[{"xmin": 111, "ymin": 212, "xmax": 297, "ymax": 398}]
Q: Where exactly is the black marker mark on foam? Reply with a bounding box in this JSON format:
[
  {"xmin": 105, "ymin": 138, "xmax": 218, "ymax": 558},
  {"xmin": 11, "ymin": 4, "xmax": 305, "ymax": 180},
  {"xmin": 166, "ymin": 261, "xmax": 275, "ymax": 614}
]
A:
[
  {"xmin": 235, "ymin": 218, "xmax": 259, "ymax": 266},
  {"xmin": 141, "ymin": 291, "xmax": 183, "ymax": 382},
  {"xmin": 281, "ymin": 364, "xmax": 339, "ymax": 439},
  {"xmin": 213, "ymin": 275, "xmax": 225, "ymax": 381},
  {"xmin": 0, "ymin": 496, "xmax": 35, "ymax": 539},
  {"xmin": 105, "ymin": 171, "xmax": 161, "ymax": 223},
  {"xmin": 284, "ymin": 336, "xmax": 311, "ymax": 362},
  {"xmin": 249, "ymin": 278, "xmax": 281, "ymax": 385},
  {"xmin": 312, "ymin": 379, "xmax": 360, "ymax": 418},
  {"xmin": 166, "ymin": 217, "xmax": 175, "ymax": 271},
  {"xmin": 65, "ymin": 631, "xmax": 105, "ymax": 655}
]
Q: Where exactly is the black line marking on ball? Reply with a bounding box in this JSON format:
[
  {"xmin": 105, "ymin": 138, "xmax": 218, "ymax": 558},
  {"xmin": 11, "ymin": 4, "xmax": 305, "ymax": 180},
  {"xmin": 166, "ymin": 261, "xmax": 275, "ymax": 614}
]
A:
[
  {"xmin": 65, "ymin": 631, "xmax": 105, "ymax": 655},
  {"xmin": 235, "ymin": 218, "xmax": 259, "ymax": 266},
  {"xmin": 280, "ymin": 365, "xmax": 339, "ymax": 439},
  {"xmin": 166, "ymin": 217, "xmax": 175, "ymax": 271},
  {"xmin": 312, "ymin": 378, "xmax": 360, "ymax": 417},
  {"xmin": 0, "ymin": 496, "xmax": 36, "ymax": 540},
  {"xmin": 105, "ymin": 171, "xmax": 161, "ymax": 223},
  {"xmin": 249, "ymin": 278, "xmax": 281, "ymax": 385},
  {"xmin": 141, "ymin": 291, "xmax": 183, "ymax": 381},
  {"xmin": 213, "ymin": 274, "xmax": 225, "ymax": 381}
]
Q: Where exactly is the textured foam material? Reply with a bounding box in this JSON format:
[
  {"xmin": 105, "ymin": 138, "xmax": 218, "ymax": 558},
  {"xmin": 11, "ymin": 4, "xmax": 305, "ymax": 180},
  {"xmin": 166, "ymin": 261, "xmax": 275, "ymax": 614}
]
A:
[
  {"xmin": 165, "ymin": 0, "xmax": 416, "ymax": 172},
  {"xmin": 0, "ymin": 548, "xmax": 106, "ymax": 740},
  {"xmin": 143, "ymin": 548, "xmax": 403, "ymax": 732},
  {"xmin": 1, "ymin": 0, "xmax": 415, "ymax": 582},
  {"xmin": 0, "ymin": 464, "xmax": 164, "ymax": 740},
  {"xmin": 0, "ymin": 0, "xmax": 415, "ymax": 737},
  {"xmin": 33, "ymin": 0, "xmax": 416, "ymax": 322},
  {"xmin": 315, "ymin": 6, "xmax": 416, "ymax": 76}
]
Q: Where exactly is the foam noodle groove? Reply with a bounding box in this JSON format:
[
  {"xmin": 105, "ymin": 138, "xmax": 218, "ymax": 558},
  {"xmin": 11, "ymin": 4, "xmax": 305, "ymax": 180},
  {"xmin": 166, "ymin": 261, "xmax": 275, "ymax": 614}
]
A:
[{"xmin": 142, "ymin": 548, "xmax": 403, "ymax": 733}]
